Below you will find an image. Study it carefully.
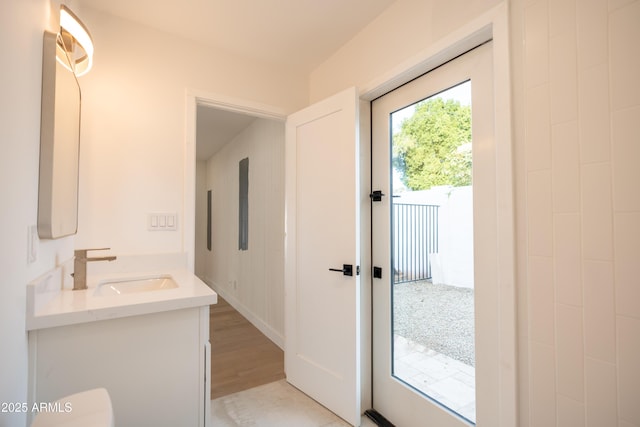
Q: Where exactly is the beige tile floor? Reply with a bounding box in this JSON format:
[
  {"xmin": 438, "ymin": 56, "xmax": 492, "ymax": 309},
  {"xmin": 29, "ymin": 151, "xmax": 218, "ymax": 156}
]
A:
[{"xmin": 211, "ymin": 380, "xmax": 377, "ymax": 427}]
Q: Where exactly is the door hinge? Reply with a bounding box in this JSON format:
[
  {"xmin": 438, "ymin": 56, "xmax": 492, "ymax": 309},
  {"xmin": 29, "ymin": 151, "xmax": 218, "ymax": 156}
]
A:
[{"xmin": 369, "ymin": 190, "xmax": 385, "ymax": 202}]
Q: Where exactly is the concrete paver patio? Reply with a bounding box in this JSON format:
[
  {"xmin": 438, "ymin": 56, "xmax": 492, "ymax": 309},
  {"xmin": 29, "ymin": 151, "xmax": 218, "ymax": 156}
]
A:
[{"xmin": 394, "ymin": 334, "xmax": 476, "ymax": 422}]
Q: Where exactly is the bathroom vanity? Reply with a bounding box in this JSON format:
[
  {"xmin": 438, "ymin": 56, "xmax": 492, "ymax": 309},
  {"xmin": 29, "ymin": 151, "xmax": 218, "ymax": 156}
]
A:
[{"xmin": 26, "ymin": 261, "xmax": 217, "ymax": 427}]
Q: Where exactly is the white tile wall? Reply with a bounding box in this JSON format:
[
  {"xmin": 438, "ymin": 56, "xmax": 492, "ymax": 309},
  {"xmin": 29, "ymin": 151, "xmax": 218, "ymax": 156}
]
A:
[
  {"xmin": 584, "ymin": 357, "xmax": 617, "ymax": 427},
  {"xmin": 580, "ymin": 162, "xmax": 613, "ymax": 261},
  {"xmin": 578, "ymin": 64, "xmax": 610, "ymax": 164},
  {"xmin": 525, "ymin": 84, "xmax": 552, "ymax": 171},
  {"xmin": 614, "ymin": 212, "xmax": 640, "ymax": 319},
  {"xmin": 609, "ymin": 2, "xmax": 640, "ymax": 111},
  {"xmin": 555, "ymin": 304, "xmax": 584, "ymax": 401},
  {"xmin": 548, "ymin": 0, "xmax": 574, "ymax": 38},
  {"xmin": 583, "ymin": 261, "xmax": 616, "ymax": 363},
  {"xmin": 519, "ymin": 0, "xmax": 640, "ymax": 425},
  {"xmin": 524, "ymin": 2, "xmax": 549, "ymax": 87},
  {"xmin": 527, "ymin": 171, "xmax": 553, "ymax": 256},
  {"xmin": 553, "ymin": 213, "xmax": 582, "ymax": 306},
  {"xmin": 611, "ymin": 106, "xmax": 640, "ymax": 212},
  {"xmin": 557, "ymin": 394, "xmax": 585, "ymax": 427},
  {"xmin": 609, "ymin": 0, "xmax": 637, "ymax": 12},
  {"xmin": 576, "ymin": 0, "xmax": 608, "ymax": 71},
  {"xmin": 528, "ymin": 256, "xmax": 555, "ymax": 345},
  {"xmin": 530, "ymin": 342, "xmax": 556, "ymax": 427},
  {"xmin": 549, "ymin": 31, "xmax": 578, "ymax": 124},
  {"xmin": 551, "ymin": 121, "xmax": 580, "ymax": 213},
  {"xmin": 616, "ymin": 316, "xmax": 640, "ymax": 424}
]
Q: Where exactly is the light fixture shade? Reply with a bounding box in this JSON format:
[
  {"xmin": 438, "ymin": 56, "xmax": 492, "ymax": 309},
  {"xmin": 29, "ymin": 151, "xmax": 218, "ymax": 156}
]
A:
[{"xmin": 57, "ymin": 5, "xmax": 94, "ymax": 76}]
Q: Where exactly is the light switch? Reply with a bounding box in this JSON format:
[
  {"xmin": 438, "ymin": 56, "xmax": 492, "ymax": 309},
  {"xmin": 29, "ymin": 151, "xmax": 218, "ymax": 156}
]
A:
[{"xmin": 148, "ymin": 213, "xmax": 177, "ymax": 231}]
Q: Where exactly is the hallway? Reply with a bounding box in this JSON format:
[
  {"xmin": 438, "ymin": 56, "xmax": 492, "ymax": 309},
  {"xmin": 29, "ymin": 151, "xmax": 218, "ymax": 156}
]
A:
[{"xmin": 210, "ymin": 297, "xmax": 285, "ymax": 399}]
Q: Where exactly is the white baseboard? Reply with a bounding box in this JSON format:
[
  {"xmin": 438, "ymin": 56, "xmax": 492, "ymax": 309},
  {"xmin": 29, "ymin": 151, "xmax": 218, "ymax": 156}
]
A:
[{"xmin": 205, "ymin": 279, "xmax": 284, "ymax": 350}]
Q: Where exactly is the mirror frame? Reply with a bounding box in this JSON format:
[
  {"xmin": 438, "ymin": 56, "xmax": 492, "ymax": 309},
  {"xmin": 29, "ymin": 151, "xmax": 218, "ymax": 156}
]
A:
[{"xmin": 37, "ymin": 30, "xmax": 81, "ymax": 239}]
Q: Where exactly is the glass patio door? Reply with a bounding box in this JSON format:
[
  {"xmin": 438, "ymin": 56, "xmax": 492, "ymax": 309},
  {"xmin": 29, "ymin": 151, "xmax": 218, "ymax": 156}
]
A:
[{"xmin": 371, "ymin": 41, "xmax": 498, "ymax": 426}]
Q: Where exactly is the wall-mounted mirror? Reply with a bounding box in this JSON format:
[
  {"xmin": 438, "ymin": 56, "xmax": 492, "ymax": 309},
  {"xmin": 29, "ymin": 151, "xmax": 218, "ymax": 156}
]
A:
[{"xmin": 38, "ymin": 29, "xmax": 82, "ymax": 239}]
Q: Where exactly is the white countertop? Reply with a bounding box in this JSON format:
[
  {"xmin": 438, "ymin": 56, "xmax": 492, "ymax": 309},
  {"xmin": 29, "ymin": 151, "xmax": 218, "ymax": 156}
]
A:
[{"xmin": 27, "ymin": 267, "xmax": 217, "ymax": 331}]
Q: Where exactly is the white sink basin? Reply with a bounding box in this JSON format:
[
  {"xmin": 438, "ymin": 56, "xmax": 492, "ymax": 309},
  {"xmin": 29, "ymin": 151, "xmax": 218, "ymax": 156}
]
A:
[{"xmin": 95, "ymin": 274, "xmax": 178, "ymax": 296}]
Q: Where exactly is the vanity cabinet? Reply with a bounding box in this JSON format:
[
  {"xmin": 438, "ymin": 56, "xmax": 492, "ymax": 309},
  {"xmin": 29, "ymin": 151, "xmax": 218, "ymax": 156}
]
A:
[{"xmin": 28, "ymin": 306, "xmax": 211, "ymax": 427}]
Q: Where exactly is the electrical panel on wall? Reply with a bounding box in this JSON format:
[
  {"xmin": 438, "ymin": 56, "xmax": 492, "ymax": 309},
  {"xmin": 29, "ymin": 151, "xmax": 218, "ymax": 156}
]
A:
[{"xmin": 148, "ymin": 213, "xmax": 177, "ymax": 231}]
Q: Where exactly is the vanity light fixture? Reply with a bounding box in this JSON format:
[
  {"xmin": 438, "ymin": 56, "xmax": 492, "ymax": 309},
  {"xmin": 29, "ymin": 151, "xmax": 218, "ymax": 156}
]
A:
[{"xmin": 57, "ymin": 5, "xmax": 94, "ymax": 76}]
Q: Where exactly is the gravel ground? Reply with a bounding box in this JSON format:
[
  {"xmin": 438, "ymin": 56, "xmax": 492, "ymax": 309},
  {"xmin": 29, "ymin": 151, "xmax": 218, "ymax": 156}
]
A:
[{"xmin": 393, "ymin": 280, "xmax": 475, "ymax": 366}]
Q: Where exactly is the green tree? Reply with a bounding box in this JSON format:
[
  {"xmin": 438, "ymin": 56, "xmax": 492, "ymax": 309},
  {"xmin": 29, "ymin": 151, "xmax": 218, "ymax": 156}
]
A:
[{"xmin": 393, "ymin": 97, "xmax": 472, "ymax": 190}]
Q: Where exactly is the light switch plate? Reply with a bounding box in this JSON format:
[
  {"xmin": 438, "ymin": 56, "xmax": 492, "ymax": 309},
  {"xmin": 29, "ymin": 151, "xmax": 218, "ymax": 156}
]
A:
[{"xmin": 148, "ymin": 213, "xmax": 177, "ymax": 231}]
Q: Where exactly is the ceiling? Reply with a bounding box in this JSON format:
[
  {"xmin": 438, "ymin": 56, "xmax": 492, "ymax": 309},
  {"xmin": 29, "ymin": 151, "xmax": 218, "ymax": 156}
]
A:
[
  {"xmin": 195, "ymin": 107, "xmax": 256, "ymax": 160},
  {"xmin": 77, "ymin": 0, "xmax": 396, "ymax": 159},
  {"xmin": 77, "ymin": 0, "xmax": 395, "ymax": 73}
]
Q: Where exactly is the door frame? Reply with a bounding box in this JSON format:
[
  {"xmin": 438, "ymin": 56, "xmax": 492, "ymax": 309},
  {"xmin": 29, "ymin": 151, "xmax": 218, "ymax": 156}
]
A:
[{"xmin": 361, "ymin": 3, "xmax": 515, "ymax": 425}]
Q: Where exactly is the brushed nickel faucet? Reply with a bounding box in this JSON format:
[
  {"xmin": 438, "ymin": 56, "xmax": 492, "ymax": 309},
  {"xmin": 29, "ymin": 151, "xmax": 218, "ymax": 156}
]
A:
[{"xmin": 73, "ymin": 248, "xmax": 117, "ymax": 290}]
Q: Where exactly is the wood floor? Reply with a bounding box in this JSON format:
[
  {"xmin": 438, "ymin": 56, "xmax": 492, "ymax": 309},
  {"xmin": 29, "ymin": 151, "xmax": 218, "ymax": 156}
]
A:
[{"xmin": 210, "ymin": 297, "xmax": 285, "ymax": 399}]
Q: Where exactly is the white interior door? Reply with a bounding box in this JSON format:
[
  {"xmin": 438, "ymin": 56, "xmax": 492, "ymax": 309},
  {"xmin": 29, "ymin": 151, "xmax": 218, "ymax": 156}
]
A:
[
  {"xmin": 372, "ymin": 42, "xmax": 502, "ymax": 426},
  {"xmin": 285, "ymin": 87, "xmax": 361, "ymax": 426}
]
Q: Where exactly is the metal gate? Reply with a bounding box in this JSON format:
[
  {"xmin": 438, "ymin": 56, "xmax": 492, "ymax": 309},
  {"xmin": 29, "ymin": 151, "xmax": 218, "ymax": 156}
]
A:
[{"xmin": 392, "ymin": 203, "xmax": 439, "ymax": 283}]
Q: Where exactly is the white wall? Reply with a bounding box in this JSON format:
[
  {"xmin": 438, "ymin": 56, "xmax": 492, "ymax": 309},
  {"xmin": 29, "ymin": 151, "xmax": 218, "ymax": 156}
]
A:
[
  {"xmin": 0, "ymin": 1, "xmax": 76, "ymax": 426},
  {"xmin": 75, "ymin": 7, "xmax": 307, "ymax": 258},
  {"xmin": 397, "ymin": 187, "xmax": 474, "ymax": 288},
  {"xmin": 309, "ymin": 0, "xmax": 502, "ymax": 103},
  {"xmin": 438, "ymin": 187, "xmax": 473, "ymax": 288},
  {"xmin": 309, "ymin": 0, "xmax": 640, "ymax": 425},
  {"xmin": 201, "ymin": 118, "xmax": 285, "ymax": 345}
]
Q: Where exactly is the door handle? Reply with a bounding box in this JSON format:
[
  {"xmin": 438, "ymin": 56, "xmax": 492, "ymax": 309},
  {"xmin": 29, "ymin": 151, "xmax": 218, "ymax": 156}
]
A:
[{"xmin": 329, "ymin": 264, "xmax": 358, "ymax": 276}]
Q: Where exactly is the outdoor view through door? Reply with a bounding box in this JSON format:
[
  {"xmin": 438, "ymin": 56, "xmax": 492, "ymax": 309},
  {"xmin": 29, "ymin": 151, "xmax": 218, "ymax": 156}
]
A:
[
  {"xmin": 373, "ymin": 40, "xmax": 508, "ymax": 427},
  {"xmin": 391, "ymin": 81, "xmax": 475, "ymax": 423}
]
